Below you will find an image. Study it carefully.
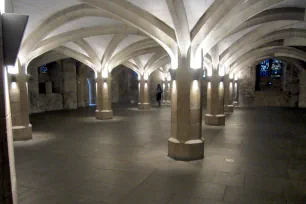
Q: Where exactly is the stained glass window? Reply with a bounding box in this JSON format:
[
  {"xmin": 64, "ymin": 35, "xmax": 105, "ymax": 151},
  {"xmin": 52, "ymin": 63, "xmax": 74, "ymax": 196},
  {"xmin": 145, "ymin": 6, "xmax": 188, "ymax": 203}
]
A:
[
  {"xmin": 259, "ymin": 59, "xmax": 282, "ymax": 78},
  {"xmin": 271, "ymin": 59, "xmax": 282, "ymax": 78},
  {"xmin": 260, "ymin": 59, "xmax": 270, "ymax": 77}
]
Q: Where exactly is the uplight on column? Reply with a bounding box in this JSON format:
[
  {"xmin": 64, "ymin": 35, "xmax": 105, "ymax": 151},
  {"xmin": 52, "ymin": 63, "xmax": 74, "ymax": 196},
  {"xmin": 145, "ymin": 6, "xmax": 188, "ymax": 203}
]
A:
[
  {"xmin": 192, "ymin": 80, "xmax": 199, "ymax": 91},
  {"xmin": 0, "ymin": 0, "xmax": 5, "ymax": 14}
]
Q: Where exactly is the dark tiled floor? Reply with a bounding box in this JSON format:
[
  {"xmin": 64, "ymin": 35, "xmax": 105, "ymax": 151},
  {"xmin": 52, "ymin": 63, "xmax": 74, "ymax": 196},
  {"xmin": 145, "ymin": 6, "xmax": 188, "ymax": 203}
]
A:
[{"xmin": 14, "ymin": 105, "xmax": 306, "ymax": 204}]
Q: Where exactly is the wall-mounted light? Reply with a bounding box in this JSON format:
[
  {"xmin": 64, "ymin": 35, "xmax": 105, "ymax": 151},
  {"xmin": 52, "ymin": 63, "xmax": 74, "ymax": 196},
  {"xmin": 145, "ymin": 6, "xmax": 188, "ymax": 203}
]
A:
[
  {"xmin": 1, "ymin": 0, "xmax": 6, "ymax": 14},
  {"xmin": 234, "ymin": 74, "xmax": 239, "ymax": 82},
  {"xmin": 167, "ymin": 73, "xmax": 171, "ymax": 81},
  {"xmin": 7, "ymin": 65, "xmax": 18, "ymax": 74},
  {"xmin": 143, "ymin": 73, "xmax": 148, "ymax": 80}
]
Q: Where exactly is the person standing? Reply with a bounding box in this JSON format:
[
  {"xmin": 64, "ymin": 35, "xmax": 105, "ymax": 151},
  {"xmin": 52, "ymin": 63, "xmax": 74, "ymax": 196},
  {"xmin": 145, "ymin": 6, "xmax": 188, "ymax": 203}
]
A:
[{"xmin": 156, "ymin": 84, "xmax": 163, "ymax": 107}]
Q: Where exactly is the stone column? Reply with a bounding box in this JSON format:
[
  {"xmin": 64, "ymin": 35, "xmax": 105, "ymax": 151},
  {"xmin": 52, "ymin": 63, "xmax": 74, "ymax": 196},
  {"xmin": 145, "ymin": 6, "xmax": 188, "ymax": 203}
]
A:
[
  {"xmin": 138, "ymin": 76, "xmax": 151, "ymax": 110},
  {"xmin": 205, "ymin": 69, "xmax": 225, "ymax": 126},
  {"xmin": 234, "ymin": 79, "xmax": 239, "ymax": 105},
  {"xmin": 224, "ymin": 74, "xmax": 234, "ymax": 113},
  {"xmin": 96, "ymin": 76, "xmax": 113, "ymax": 120},
  {"xmin": 168, "ymin": 57, "xmax": 204, "ymax": 161},
  {"xmin": 9, "ymin": 66, "xmax": 32, "ymax": 141},
  {"xmin": 0, "ymin": 45, "xmax": 18, "ymax": 204}
]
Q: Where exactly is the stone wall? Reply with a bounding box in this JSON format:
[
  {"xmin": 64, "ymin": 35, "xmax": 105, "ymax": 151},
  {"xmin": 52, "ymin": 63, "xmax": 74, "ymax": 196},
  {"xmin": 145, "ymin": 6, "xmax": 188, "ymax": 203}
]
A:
[
  {"xmin": 149, "ymin": 71, "xmax": 163, "ymax": 104},
  {"xmin": 111, "ymin": 66, "xmax": 138, "ymax": 104},
  {"xmin": 28, "ymin": 59, "xmax": 95, "ymax": 113},
  {"xmin": 238, "ymin": 62, "xmax": 303, "ymax": 107},
  {"xmin": 299, "ymin": 71, "xmax": 306, "ymax": 108},
  {"xmin": 62, "ymin": 59, "xmax": 77, "ymax": 109}
]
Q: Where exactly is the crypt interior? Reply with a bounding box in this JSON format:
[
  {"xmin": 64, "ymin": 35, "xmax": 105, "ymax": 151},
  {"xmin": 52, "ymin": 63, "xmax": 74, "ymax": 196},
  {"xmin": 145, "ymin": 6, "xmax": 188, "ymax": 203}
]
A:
[{"xmin": 1, "ymin": 0, "xmax": 306, "ymax": 203}]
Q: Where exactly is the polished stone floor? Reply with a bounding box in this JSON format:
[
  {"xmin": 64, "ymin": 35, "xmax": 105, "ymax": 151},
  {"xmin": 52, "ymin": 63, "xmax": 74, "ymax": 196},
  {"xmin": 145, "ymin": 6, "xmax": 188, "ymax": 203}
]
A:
[{"xmin": 14, "ymin": 105, "xmax": 306, "ymax": 204}]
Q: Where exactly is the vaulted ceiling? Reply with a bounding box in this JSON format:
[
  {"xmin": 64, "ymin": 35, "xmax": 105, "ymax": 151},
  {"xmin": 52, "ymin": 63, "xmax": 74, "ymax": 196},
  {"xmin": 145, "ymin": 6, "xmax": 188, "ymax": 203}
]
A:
[{"xmin": 10, "ymin": 0, "xmax": 306, "ymax": 75}]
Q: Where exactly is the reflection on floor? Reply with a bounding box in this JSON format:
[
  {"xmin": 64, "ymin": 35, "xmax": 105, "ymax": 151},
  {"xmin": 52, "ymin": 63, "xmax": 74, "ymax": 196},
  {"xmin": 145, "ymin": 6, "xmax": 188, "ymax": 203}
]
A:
[{"xmin": 14, "ymin": 105, "xmax": 306, "ymax": 204}]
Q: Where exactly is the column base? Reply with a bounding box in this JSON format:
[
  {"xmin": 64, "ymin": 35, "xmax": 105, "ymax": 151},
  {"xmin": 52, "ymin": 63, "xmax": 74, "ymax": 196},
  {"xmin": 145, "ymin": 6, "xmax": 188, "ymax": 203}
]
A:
[
  {"xmin": 205, "ymin": 114, "xmax": 225, "ymax": 126},
  {"xmin": 224, "ymin": 105, "xmax": 234, "ymax": 113},
  {"xmin": 12, "ymin": 124, "xmax": 32, "ymax": 141},
  {"xmin": 96, "ymin": 110, "xmax": 113, "ymax": 120},
  {"xmin": 168, "ymin": 138, "xmax": 204, "ymax": 161},
  {"xmin": 138, "ymin": 103, "xmax": 151, "ymax": 110}
]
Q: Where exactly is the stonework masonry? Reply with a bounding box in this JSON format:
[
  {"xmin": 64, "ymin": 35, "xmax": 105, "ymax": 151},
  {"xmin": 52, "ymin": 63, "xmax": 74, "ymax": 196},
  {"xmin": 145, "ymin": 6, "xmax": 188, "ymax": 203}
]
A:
[
  {"xmin": 239, "ymin": 63, "xmax": 305, "ymax": 108},
  {"xmin": 28, "ymin": 59, "xmax": 95, "ymax": 113}
]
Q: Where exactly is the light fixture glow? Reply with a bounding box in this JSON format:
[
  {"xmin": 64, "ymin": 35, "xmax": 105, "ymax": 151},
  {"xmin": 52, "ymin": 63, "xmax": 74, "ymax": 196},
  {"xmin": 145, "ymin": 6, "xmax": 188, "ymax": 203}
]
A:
[
  {"xmin": 192, "ymin": 80, "xmax": 199, "ymax": 90},
  {"xmin": 11, "ymin": 82, "xmax": 17, "ymax": 89},
  {"xmin": 7, "ymin": 65, "xmax": 19, "ymax": 74},
  {"xmin": 102, "ymin": 70, "xmax": 108, "ymax": 79},
  {"xmin": 172, "ymin": 80, "xmax": 177, "ymax": 90},
  {"xmin": 234, "ymin": 74, "xmax": 239, "ymax": 81},
  {"xmin": 167, "ymin": 73, "xmax": 171, "ymax": 81},
  {"xmin": 1, "ymin": 0, "xmax": 5, "ymax": 14},
  {"xmin": 144, "ymin": 73, "xmax": 148, "ymax": 80}
]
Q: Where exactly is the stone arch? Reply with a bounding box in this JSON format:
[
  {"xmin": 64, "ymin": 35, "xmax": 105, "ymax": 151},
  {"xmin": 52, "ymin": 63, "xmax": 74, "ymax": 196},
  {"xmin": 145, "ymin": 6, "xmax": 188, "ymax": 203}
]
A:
[
  {"xmin": 82, "ymin": 0, "xmax": 177, "ymax": 65},
  {"xmin": 191, "ymin": 0, "xmax": 304, "ymax": 58},
  {"xmin": 231, "ymin": 47, "xmax": 306, "ymax": 73},
  {"xmin": 25, "ymin": 26, "xmax": 144, "ymax": 65},
  {"xmin": 108, "ymin": 47, "xmax": 165, "ymax": 72},
  {"xmin": 222, "ymin": 28, "xmax": 306, "ymax": 66},
  {"xmin": 20, "ymin": 4, "xmax": 114, "ymax": 59}
]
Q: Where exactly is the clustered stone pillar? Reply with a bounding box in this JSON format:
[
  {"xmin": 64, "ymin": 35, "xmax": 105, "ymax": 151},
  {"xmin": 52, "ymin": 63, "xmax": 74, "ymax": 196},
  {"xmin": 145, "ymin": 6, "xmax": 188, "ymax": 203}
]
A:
[
  {"xmin": 205, "ymin": 69, "xmax": 225, "ymax": 126},
  {"xmin": 9, "ymin": 65, "xmax": 32, "ymax": 141},
  {"xmin": 168, "ymin": 56, "xmax": 204, "ymax": 161},
  {"xmin": 96, "ymin": 75, "xmax": 113, "ymax": 120},
  {"xmin": 138, "ymin": 76, "xmax": 151, "ymax": 110},
  {"xmin": 224, "ymin": 74, "xmax": 234, "ymax": 113}
]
